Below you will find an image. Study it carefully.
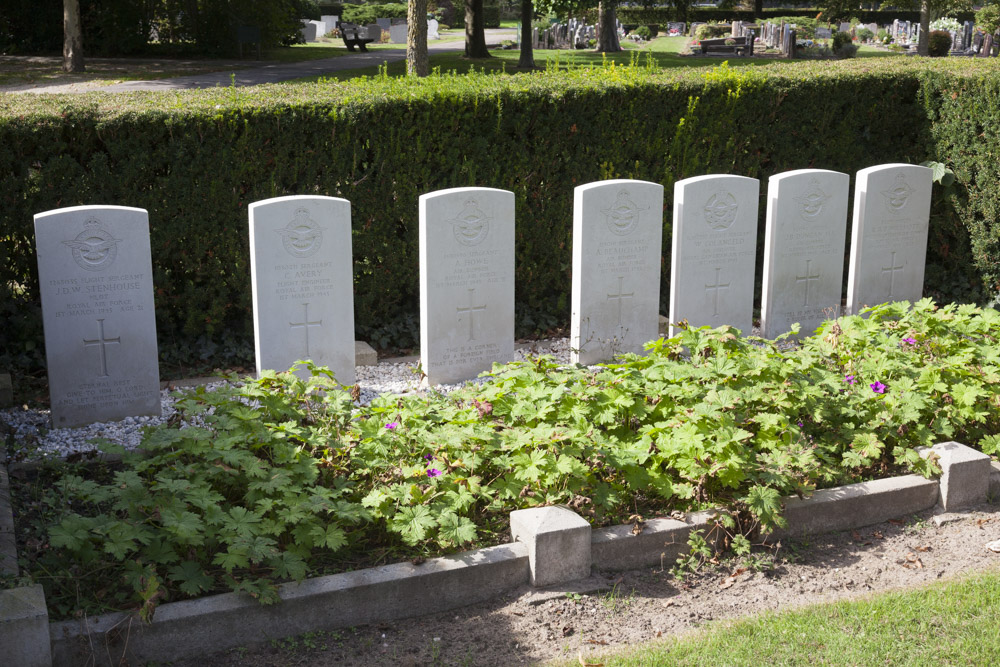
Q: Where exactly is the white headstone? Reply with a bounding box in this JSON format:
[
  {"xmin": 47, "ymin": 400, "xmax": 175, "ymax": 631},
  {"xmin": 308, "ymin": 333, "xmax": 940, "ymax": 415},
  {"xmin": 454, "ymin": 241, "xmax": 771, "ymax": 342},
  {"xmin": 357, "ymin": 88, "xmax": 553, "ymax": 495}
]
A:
[
  {"xmin": 760, "ymin": 169, "xmax": 849, "ymax": 338},
  {"xmin": 390, "ymin": 23, "xmax": 407, "ymax": 44},
  {"xmin": 34, "ymin": 206, "xmax": 161, "ymax": 428},
  {"xmin": 669, "ymin": 175, "xmax": 760, "ymax": 337},
  {"xmin": 321, "ymin": 15, "xmax": 339, "ymax": 28},
  {"xmin": 249, "ymin": 196, "xmax": 355, "ymax": 384},
  {"xmin": 419, "ymin": 187, "xmax": 515, "ymax": 385},
  {"xmin": 428, "ymin": 18, "xmax": 440, "ymax": 40},
  {"xmin": 300, "ymin": 19, "xmax": 319, "ymax": 42},
  {"xmin": 570, "ymin": 180, "xmax": 664, "ymax": 364},
  {"xmin": 846, "ymin": 164, "xmax": 933, "ymax": 314}
]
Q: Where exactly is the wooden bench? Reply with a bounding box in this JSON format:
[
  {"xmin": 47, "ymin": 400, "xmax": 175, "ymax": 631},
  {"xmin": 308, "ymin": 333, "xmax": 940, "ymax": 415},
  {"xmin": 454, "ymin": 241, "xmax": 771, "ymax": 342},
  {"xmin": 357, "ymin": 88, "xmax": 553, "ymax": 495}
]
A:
[
  {"xmin": 699, "ymin": 35, "xmax": 753, "ymax": 56},
  {"xmin": 339, "ymin": 22, "xmax": 378, "ymax": 51}
]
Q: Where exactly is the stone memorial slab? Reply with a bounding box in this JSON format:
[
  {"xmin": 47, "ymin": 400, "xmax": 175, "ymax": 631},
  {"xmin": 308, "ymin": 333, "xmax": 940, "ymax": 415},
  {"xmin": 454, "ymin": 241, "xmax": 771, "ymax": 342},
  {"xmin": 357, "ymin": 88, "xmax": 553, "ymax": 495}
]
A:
[
  {"xmin": 420, "ymin": 187, "xmax": 515, "ymax": 385},
  {"xmin": 760, "ymin": 169, "xmax": 849, "ymax": 338},
  {"xmin": 389, "ymin": 23, "xmax": 407, "ymax": 43},
  {"xmin": 249, "ymin": 195, "xmax": 355, "ymax": 384},
  {"xmin": 846, "ymin": 164, "xmax": 933, "ymax": 314},
  {"xmin": 428, "ymin": 18, "xmax": 440, "ymax": 40},
  {"xmin": 570, "ymin": 179, "xmax": 663, "ymax": 364},
  {"xmin": 669, "ymin": 175, "xmax": 759, "ymax": 337},
  {"xmin": 34, "ymin": 206, "xmax": 160, "ymax": 427}
]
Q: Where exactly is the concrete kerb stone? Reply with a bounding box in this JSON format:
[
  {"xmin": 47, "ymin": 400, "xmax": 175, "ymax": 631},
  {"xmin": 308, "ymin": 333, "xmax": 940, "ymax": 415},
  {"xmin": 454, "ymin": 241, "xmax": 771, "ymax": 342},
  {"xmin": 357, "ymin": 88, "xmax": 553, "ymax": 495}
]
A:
[
  {"xmin": 990, "ymin": 460, "xmax": 1000, "ymax": 501},
  {"xmin": 0, "ymin": 439, "xmax": 995, "ymax": 664},
  {"xmin": 355, "ymin": 340, "xmax": 378, "ymax": 366},
  {"xmin": 0, "ymin": 585, "xmax": 52, "ymax": 667},
  {"xmin": 592, "ymin": 510, "xmax": 716, "ymax": 572},
  {"xmin": 0, "ymin": 464, "xmax": 19, "ymax": 577},
  {"xmin": 50, "ymin": 542, "xmax": 529, "ymax": 665},
  {"xmin": 511, "ymin": 506, "xmax": 591, "ymax": 586},
  {"xmin": 919, "ymin": 441, "xmax": 992, "ymax": 511},
  {"xmin": 771, "ymin": 474, "xmax": 939, "ymax": 540}
]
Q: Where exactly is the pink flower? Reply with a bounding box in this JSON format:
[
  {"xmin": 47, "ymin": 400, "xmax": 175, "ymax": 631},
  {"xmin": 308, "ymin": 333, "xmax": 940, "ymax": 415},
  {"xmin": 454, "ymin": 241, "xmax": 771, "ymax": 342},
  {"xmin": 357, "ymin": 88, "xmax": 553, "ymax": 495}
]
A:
[
  {"xmin": 870, "ymin": 381, "xmax": 887, "ymax": 394},
  {"xmin": 426, "ymin": 468, "xmax": 443, "ymax": 478},
  {"xmin": 845, "ymin": 374, "xmax": 857, "ymax": 385},
  {"xmin": 902, "ymin": 337, "xmax": 917, "ymax": 345},
  {"xmin": 385, "ymin": 422, "xmax": 399, "ymax": 430}
]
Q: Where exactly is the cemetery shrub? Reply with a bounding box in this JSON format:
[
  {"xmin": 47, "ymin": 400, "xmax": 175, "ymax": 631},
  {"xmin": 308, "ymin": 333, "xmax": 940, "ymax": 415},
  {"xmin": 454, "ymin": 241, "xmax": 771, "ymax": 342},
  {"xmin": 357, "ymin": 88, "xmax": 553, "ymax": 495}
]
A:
[
  {"xmin": 855, "ymin": 27, "xmax": 873, "ymax": 42},
  {"xmin": 975, "ymin": 5, "xmax": 1000, "ymax": 34},
  {"xmin": 2, "ymin": 59, "xmax": 1000, "ymax": 375},
  {"xmin": 633, "ymin": 25, "xmax": 653, "ymax": 40},
  {"xmin": 18, "ymin": 300, "xmax": 1000, "ymax": 618},
  {"xmin": 695, "ymin": 23, "xmax": 731, "ymax": 40},
  {"xmin": 340, "ymin": 2, "xmax": 408, "ymax": 24},
  {"xmin": 928, "ymin": 30, "xmax": 953, "ymax": 57}
]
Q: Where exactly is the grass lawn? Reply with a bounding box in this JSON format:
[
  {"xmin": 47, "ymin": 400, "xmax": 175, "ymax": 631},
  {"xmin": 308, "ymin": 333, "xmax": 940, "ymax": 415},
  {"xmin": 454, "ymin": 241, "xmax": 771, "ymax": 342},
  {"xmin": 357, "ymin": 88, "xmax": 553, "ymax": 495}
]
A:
[{"xmin": 572, "ymin": 568, "xmax": 1000, "ymax": 666}]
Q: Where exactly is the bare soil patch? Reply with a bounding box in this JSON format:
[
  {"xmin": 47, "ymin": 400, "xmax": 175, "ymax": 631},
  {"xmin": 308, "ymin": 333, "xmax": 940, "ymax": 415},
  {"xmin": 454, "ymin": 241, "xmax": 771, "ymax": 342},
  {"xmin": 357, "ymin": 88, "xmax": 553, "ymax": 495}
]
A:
[{"xmin": 174, "ymin": 503, "xmax": 1000, "ymax": 666}]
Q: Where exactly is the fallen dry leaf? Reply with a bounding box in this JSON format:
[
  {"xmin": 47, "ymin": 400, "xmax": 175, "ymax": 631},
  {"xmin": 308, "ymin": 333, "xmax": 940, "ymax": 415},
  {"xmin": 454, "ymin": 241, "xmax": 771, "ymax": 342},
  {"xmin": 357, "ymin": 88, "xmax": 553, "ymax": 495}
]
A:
[
  {"xmin": 585, "ymin": 639, "xmax": 608, "ymax": 645},
  {"xmin": 914, "ymin": 545, "xmax": 932, "ymax": 552},
  {"xmin": 888, "ymin": 519, "xmax": 904, "ymax": 526},
  {"xmin": 898, "ymin": 553, "xmax": 924, "ymax": 569},
  {"xmin": 986, "ymin": 539, "xmax": 1000, "ymax": 553},
  {"xmin": 873, "ymin": 531, "xmax": 884, "ymax": 540},
  {"xmin": 578, "ymin": 652, "xmax": 604, "ymax": 667},
  {"xmin": 719, "ymin": 576, "xmax": 737, "ymax": 590},
  {"xmin": 852, "ymin": 530, "xmax": 863, "ymax": 541},
  {"xmin": 562, "ymin": 625, "xmax": 574, "ymax": 637}
]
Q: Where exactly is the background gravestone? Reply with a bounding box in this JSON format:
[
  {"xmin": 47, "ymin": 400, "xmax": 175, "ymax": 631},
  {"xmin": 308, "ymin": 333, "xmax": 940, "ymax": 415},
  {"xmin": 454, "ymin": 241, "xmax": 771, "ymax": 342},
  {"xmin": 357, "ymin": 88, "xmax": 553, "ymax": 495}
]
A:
[
  {"xmin": 249, "ymin": 195, "xmax": 355, "ymax": 384},
  {"xmin": 669, "ymin": 175, "xmax": 759, "ymax": 337},
  {"xmin": 761, "ymin": 169, "xmax": 849, "ymax": 338},
  {"xmin": 34, "ymin": 206, "xmax": 160, "ymax": 427},
  {"xmin": 846, "ymin": 164, "xmax": 933, "ymax": 315},
  {"xmin": 420, "ymin": 187, "xmax": 515, "ymax": 385},
  {"xmin": 570, "ymin": 179, "xmax": 663, "ymax": 365}
]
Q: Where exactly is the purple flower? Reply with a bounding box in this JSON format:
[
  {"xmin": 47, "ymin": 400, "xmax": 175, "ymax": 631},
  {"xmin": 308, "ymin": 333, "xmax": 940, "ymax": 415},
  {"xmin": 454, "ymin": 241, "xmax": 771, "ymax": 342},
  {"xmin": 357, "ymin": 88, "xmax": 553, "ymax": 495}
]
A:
[
  {"xmin": 424, "ymin": 453, "xmax": 434, "ymax": 461},
  {"xmin": 870, "ymin": 381, "xmax": 887, "ymax": 394},
  {"xmin": 797, "ymin": 421, "xmax": 804, "ymax": 427},
  {"xmin": 902, "ymin": 337, "xmax": 917, "ymax": 345},
  {"xmin": 385, "ymin": 422, "xmax": 399, "ymax": 430},
  {"xmin": 426, "ymin": 468, "xmax": 443, "ymax": 478},
  {"xmin": 845, "ymin": 374, "xmax": 857, "ymax": 385}
]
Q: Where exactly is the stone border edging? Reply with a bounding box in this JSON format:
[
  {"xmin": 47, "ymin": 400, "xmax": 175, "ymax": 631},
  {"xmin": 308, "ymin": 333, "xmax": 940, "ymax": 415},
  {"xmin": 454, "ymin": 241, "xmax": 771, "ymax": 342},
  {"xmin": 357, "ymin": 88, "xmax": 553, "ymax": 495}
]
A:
[{"xmin": 0, "ymin": 442, "xmax": 997, "ymax": 666}]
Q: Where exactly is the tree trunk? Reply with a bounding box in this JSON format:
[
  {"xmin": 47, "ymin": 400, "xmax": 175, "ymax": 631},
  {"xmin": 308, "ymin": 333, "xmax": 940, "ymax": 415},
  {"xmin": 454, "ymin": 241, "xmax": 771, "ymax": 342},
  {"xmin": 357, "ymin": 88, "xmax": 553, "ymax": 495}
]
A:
[
  {"xmin": 464, "ymin": 0, "xmax": 491, "ymax": 58},
  {"xmin": 63, "ymin": 0, "xmax": 85, "ymax": 73},
  {"xmin": 595, "ymin": 1, "xmax": 621, "ymax": 53},
  {"xmin": 917, "ymin": 0, "xmax": 930, "ymax": 56},
  {"xmin": 407, "ymin": 0, "xmax": 430, "ymax": 76},
  {"xmin": 753, "ymin": 0, "xmax": 763, "ymax": 19},
  {"xmin": 517, "ymin": 0, "xmax": 535, "ymax": 69}
]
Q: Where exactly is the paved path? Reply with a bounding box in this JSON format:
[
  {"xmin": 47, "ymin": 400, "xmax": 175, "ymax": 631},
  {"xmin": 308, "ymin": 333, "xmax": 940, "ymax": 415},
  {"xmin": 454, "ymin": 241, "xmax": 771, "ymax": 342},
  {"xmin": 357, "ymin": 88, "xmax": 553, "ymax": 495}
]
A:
[{"xmin": 91, "ymin": 30, "xmax": 516, "ymax": 93}]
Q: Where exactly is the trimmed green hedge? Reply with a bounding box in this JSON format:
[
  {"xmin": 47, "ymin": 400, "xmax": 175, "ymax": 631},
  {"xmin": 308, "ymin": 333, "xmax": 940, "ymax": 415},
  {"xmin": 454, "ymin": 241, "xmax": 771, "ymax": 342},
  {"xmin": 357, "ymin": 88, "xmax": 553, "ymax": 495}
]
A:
[{"xmin": 1, "ymin": 60, "xmax": 999, "ymax": 375}]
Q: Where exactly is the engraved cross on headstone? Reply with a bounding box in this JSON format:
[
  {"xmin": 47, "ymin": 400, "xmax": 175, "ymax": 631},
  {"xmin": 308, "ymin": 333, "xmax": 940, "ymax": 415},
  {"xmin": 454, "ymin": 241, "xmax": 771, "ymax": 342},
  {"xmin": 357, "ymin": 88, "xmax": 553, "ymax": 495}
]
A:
[
  {"xmin": 606, "ymin": 276, "xmax": 635, "ymax": 326},
  {"xmin": 705, "ymin": 268, "xmax": 731, "ymax": 317},
  {"xmin": 289, "ymin": 302, "xmax": 322, "ymax": 356},
  {"xmin": 881, "ymin": 251, "xmax": 905, "ymax": 298},
  {"xmin": 794, "ymin": 259, "xmax": 821, "ymax": 307},
  {"xmin": 83, "ymin": 318, "xmax": 121, "ymax": 378},
  {"xmin": 456, "ymin": 288, "xmax": 487, "ymax": 341}
]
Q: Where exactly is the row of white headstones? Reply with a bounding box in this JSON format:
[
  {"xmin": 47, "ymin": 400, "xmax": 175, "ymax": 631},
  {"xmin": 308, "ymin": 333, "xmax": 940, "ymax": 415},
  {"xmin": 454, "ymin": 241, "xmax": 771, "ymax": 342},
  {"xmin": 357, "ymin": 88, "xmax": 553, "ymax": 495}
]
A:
[{"xmin": 33, "ymin": 163, "xmax": 932, "ymax": 428}]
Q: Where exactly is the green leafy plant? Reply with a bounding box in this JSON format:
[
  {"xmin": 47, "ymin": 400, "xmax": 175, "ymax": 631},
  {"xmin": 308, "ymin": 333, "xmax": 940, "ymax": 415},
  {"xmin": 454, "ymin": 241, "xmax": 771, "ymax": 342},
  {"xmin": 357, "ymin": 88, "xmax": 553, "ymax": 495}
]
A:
[{"xmin": 22, "ymin": 300, "xmax": 1000, "ymax": 620}]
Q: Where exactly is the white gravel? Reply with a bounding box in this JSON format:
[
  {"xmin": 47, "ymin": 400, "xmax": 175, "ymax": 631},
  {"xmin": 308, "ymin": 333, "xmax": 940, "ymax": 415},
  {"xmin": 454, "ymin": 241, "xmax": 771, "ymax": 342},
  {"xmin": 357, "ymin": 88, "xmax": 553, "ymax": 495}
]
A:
[
  {"xmin": 0, "ymin": 338, "xmax": 572, "ymax": 463},
  {"xmin": 0, "ymin": 330, "xmax": 791, "ymax": 464}
]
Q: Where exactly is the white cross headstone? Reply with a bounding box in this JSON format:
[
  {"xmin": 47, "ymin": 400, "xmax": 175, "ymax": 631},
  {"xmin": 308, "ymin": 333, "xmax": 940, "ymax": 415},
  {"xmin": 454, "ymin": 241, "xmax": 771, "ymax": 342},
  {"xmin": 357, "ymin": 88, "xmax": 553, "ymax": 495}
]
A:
[
  {"xmin": 760, "ymin": 169, "xmax": 850, "ymax": 338},
  {"xmin": 420, "ymin": 187, "xmax": 515, "ymax": 385},
  {"xmin": 249, "ymin": 196, "xmax": 355, "ymax": 384},
  {"xmin": 34, "ymin": 206, "xmax": 161, "ymax": 428},
  {"xmin": 669, "ymin": 175, "xmax": 760, "ymax": 337},
  {"xmin": 570, "ymin": 180, "xmax": 663, "ymax": 364},
  {"xmin": 846, "ymin": 164, "xmax": 933, "ymax": 314}
]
